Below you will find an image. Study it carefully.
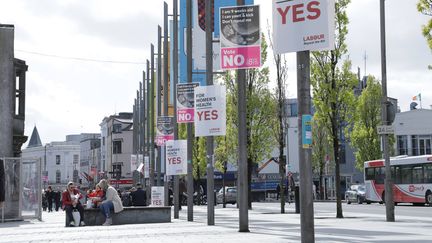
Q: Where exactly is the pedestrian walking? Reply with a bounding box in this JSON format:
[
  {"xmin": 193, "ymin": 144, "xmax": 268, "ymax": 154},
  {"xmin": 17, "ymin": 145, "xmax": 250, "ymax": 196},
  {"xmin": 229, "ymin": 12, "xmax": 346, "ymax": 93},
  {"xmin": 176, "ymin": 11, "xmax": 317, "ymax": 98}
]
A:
[
  {"xmin": 54, "ymin": 188, "xmax": 61, "ymax": 211},
  {"xmin": 46, "ymin": 186, "xmax": 54, "ymax": 212}
]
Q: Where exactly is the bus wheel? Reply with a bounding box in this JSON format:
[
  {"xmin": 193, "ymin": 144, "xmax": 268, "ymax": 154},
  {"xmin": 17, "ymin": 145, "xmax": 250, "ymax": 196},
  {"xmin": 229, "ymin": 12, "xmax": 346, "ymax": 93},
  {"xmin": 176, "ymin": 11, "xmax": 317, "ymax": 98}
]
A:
[{"xmin": 426, "ymin": 191, "xmax": 432, "ymax": 205}]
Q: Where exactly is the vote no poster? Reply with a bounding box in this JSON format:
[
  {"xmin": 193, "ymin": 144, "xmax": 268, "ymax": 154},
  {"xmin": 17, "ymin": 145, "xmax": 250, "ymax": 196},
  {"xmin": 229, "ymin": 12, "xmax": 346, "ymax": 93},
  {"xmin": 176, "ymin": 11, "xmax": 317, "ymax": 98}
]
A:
[
  {"xmin": 272, "ymin": 0, "xmax": 335, "ymax": 53},
  {"xmin": 220, "ymin": 5, "xmax": 261, "ymax": 70},
  {"xmin": 156, "ymin": 116, "xmax": 174, "ymax": 146},
  {"xmin": 165, "ymin": 140, "xmax": 188, "ymax": 176},
  {"xmin": 194, "ymin": 85, "xmax": 226, "ymax": 137},
  {"xmin": 177, "ymin": 83, "xmax": 199, "ymax": 123}
]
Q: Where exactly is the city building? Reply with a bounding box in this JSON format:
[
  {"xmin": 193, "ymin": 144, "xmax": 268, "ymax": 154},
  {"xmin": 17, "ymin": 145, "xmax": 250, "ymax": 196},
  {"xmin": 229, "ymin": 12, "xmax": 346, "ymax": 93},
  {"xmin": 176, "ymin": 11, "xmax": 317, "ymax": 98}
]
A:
[
  {"xmin": 79, "ymin": 133, "xmax": 101, "ymax": 188},
  {"xmin": 100, "ymin": 112, "xmax": 134, "ymax": 187}
]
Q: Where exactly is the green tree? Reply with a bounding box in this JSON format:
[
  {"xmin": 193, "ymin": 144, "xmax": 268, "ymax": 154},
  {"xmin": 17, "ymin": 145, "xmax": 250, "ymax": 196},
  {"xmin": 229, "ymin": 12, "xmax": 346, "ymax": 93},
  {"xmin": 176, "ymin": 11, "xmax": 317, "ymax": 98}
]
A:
[
  {"xmin": 348, "ymin": 76, "xmax": 382, "ymax": 170},
  {"xmin": 312, "ymin": 116, "xmax": 332, "ymax": 200},
  {"xmin": 217, "ymin": 34, "xmax": 277, "ymax": 208},
  {"xmin": 310, "ymin": 0, "xmax": 357, "ymax": 218},
  {"xmin": 417, "ymin": 0, "xmax": 432, "ymax": 69}
]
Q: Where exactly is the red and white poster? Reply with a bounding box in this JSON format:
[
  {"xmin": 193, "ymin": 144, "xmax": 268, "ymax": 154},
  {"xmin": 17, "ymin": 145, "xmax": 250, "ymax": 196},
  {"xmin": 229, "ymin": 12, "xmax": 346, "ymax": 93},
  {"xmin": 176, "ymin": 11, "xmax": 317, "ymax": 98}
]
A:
[
  {"xmin": 177, "ymin": 83, "xmax": 199, "ymax": 123},
  {"xmin": 156, "ymin": 116, "xmax": 174, "ymax": 146},
  {"xmin": 220, "ymin": 5, "xmax": 261, "ymax": 70},
  {"xmin": 165, "ymin": 140, "xmax": 188, "ymax": 176},
  {"xmin": 194, "ymin": 85, "xmax": 226, "ymax": 137},
  {"xmin": 272, "ymin": 0, "xmax": 335, "ymax": 54}
]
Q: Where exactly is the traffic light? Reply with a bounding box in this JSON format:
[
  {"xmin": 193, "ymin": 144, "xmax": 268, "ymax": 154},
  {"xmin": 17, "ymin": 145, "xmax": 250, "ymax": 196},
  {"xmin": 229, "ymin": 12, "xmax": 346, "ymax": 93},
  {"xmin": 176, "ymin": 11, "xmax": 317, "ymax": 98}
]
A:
[{"xmin": 386, "ymin": 98, "xmax": 397, "ymax": 124}]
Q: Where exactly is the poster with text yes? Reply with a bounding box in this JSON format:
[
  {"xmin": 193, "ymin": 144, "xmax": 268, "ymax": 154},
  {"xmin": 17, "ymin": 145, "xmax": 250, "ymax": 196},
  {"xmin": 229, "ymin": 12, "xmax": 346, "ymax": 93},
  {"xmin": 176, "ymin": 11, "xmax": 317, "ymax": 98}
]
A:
[
  {"xmin": 166, "ymin": 140, "xmax": 188, "ymax": 176},
  {"xmin": 194, "ymin": 85, "xmax": 226, "ymax": 137}
]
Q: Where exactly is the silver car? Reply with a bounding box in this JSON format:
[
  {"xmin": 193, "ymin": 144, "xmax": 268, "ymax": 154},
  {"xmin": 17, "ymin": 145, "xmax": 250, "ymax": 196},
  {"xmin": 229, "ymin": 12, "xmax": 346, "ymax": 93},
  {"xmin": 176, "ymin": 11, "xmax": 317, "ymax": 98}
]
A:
[
  {"xmin": 216, "ymin": 187, "xmax": 237, "ymax": 204},
  {"xmin": 345, "ymin": 184, "xmax": 369, "ymax": 204}
]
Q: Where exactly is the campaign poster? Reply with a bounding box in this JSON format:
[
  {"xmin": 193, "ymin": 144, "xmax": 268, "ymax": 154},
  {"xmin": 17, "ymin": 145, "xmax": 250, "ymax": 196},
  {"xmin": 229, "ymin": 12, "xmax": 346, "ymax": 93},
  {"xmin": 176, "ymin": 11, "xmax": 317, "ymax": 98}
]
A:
[
  {"xmin": 151, "ymin": 186, "xmax": 165, "ymax": 206},
  {"xmin": 272, "ymin": 0, "xmax": 335, "ymax": 54},
  {"xmin": 177, "ymin": 83, "xmax": 199, "ymax": 123},
  {"xmin": 156, "ymin": 116, "xmax": 174, "ymax": 146},
  {"xmin": 194, "ymin": 85, "xmax": 226, "ymax": 137},
  {"xmin": 165, "ymin": 140, "xmax": 188, "ymax": 176},
  {"xmin": 144, "ymin": 156, "xmax": 150, "ymax": 179},
  {"xmin": 220, "ymin": 5, "xmax": 261, "ymax": 70}
]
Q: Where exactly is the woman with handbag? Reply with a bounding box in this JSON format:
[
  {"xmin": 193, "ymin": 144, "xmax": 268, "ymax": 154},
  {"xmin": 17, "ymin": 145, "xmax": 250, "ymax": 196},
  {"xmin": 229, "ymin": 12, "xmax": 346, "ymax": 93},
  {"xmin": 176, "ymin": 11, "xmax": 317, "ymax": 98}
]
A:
[
  {"xmin": 97, "ymin": 179, "xmax": 123, "ymax": 226},
  {"xmin": 62, "ymin": 181, "xmax": 85, "ymax": 227}
]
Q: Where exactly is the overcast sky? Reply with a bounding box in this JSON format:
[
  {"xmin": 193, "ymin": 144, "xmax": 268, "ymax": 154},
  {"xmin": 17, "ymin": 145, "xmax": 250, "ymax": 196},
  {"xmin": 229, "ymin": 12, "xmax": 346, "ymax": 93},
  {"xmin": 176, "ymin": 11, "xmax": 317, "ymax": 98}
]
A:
[{"xmin": 0, "ymin": 0, "xmax": 430, "ymax": 145}]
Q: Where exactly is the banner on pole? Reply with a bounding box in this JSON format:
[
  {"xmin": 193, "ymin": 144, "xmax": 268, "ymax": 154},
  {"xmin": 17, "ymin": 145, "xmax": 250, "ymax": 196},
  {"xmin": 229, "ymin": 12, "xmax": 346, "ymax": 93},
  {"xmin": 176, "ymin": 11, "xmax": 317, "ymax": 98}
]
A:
[
  {"xmin": 194, "ymin": 85, "xmax": 226, "ymax": 137},
  {"xmin": 130, "ymin": 155, "xmax": 137, "ymax": 172},
  {"xmin": 272, "ymin": 0, "xmax": 335, "ymax": 54},
  {"xmin": 177, "ymin": 83, "xmax": 199, "ymax": 123},
  {"xmin": 220, "ymin": 5, "xmax": 261, "ymax": 70},
  {"xmin": 302, "ymin": 115, "xmax": 313, "ymax": 149},
  {"xmin": 151, "ymin": 186, "xmax": 165, "ymax": 206},
  {"xmin": 156, "ymin": 116, "xmax": 174, "ymax": 146},
  {"xmin": 166, "ymin": 140, "xmax": 188, "ymax": 175},
  {"xmin": 144, "ymin": 156, "xmax": 150, "ymax": 179}
]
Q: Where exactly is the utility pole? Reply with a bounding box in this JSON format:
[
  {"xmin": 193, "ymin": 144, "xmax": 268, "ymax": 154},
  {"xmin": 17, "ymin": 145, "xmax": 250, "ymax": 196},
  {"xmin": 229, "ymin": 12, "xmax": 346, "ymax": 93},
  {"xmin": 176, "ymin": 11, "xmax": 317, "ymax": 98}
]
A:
[
  {"xmin": 297, "ymin": 51, "xmax": 314, "ymax": 243},
  {"xmin": 173, "ymin": 0, "xmax": 180, "ymax": 219},
  {"xmin": 205, "ymin": 0, "xmax": 215, "ymax": 226},
  {"xmin": 150, "ymin": 45, "xmax": 156, "ymax": 196},
  {"xmin": 157, "ymin": 25, "xmax": 162, "ymax": 186},
  {"xmin": 236, "ymin": 0, "xmax": 249, "ymax": 233},
  {"xmin": 163, "ymin": 1, "xmax": 170, "ymax": 207},
  {"xmin": 146, "ymin": 59, "xmax": 152, "ymax": 205},
  {"xmin": 380, "ymin": 0, "xmax": 395, "ymax": 222},
  {"xmin": 186, "ymin": 0, "xmax": 194, "ymax": 222}
]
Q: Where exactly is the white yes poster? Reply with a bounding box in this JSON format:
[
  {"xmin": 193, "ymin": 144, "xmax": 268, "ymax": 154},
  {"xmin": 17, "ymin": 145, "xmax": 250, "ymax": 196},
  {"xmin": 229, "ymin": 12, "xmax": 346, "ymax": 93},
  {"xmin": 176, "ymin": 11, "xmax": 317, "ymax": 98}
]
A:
[
  {"xmin": 194, "ymin": 85, "xmax": 226, "ymax": 137},
  {"xmin": 166, "ymin": 140, "xmax": 188, "ymax": 176}
]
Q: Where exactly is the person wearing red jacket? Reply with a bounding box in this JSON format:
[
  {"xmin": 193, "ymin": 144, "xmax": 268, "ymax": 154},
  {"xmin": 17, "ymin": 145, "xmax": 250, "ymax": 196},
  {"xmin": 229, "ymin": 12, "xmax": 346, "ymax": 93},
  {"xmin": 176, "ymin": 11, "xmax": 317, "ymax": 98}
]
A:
[{"xmin": 62, "ymin": 181, "xmax": 85, "ymax": 226}]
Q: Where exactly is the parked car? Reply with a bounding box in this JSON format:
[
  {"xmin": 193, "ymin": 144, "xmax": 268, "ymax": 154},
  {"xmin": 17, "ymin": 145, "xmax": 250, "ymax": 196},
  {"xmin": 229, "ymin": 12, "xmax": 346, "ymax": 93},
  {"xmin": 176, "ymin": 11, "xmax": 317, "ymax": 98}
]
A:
[
  {"xmin": 345, "ymin": 184, "xmax": 369, "ymax": 204},
  {"xmin": 216, "ymin": 187, "xmax": 237, "ymax": 204}
]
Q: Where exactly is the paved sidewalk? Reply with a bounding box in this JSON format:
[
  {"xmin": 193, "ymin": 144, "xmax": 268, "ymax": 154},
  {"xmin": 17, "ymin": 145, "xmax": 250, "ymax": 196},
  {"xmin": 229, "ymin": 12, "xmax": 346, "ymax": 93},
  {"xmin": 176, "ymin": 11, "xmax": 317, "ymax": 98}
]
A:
[{"xmin": 0, "ymin": 203, "xmax": 431, "ymax": 242}]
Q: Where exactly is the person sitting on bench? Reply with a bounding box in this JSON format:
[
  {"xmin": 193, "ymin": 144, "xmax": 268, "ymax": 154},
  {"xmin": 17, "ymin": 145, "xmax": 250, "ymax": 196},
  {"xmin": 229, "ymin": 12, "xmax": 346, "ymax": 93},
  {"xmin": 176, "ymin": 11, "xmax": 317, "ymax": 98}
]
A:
[
  {"xmin": 130, "ymin": 183, "xmax": 146, "ymax": 206},
  {"xmin": 62, "ymin": 181, "xmax": 85, "ymax": 226},
  {"xmin": 97, "ymin": 179, "xmax": 124, "ymax": 226}
]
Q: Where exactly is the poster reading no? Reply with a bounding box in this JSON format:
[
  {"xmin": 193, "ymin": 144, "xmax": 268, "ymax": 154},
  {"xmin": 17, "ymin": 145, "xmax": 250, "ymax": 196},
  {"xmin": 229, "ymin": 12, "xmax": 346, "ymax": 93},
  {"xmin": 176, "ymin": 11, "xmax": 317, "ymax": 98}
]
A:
[
  {"xmin": 220, "ymin": 5, "xmax": 261, "ymax": 70},
  {"xmin": 151, "ymin": 186, "xmax": 165, "ymax": 206},
  {"xmin": 166, "ymin": 140, "xmax": 188, "ymax": 176},
  {"xmin": 272, "ymin": 0, "xmax": 335, "ymax": 53},
  {"xmin": 156, "ymin": 116, "xmax": 174, "ymax": 146},
  {"xmin": 177, "ymin": 83, "xmax": 199, "ymax": 123},
  {"xmin": 194, "ymin": 85, "xmax": 226, "ymax": 137}
]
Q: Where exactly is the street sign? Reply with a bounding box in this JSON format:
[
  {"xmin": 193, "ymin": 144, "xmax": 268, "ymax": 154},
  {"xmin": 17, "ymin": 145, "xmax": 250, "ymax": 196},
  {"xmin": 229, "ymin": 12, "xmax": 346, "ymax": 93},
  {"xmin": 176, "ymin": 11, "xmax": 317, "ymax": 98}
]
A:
[{"xmin": 377, "ymin": 125, "xmax": 394, "ymax": 135}]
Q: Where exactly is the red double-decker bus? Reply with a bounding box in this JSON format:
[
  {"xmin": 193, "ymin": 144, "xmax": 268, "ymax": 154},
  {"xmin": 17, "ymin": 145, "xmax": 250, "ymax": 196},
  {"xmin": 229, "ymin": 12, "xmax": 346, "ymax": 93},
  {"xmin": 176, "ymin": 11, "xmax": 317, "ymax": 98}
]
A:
[{"xmin": 364, "ymin": 155, "xmax": 432, "ymax": 205}]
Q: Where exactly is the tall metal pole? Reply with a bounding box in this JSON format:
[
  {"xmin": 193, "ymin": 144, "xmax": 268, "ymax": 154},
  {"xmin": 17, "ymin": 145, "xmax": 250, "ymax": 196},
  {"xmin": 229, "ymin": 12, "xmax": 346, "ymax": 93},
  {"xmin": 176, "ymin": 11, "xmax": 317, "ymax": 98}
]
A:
[
  {"xmin": 141, "ymin": 74, "xmax": 146, "ymax": 186},
  {"xmin": 205, "ymin": 0, "xmax": 215, "ymax": 226},
  {"xmin": 173, "ymin": 0, "xmax": 180, "ymax": 219},
  {"xmin": 186, "ymin": 0, "xmax": 194, "ymax": 222},
  {"xmin": 140, "ymin": 80, "xmax": 144, "ymax": 155},
  {"xmin": 380, "ymin": 0, "xmax": 395, "ymax": 222},
  {"xmin": 157, "ymin": 25, "xmax": 162, "ymax": 186},
  {"xmin": 133, "ymin": 100, "xmax": 137, "ymax": 155},
  {"xmin": 150, "ymin": 45, "xmax": 156, "ymax": 196},
  {"xmin": 236, "ymin": 0, "xmax": 249, "ymax": 233},
  {"xmin": 297, "ymin": 51, "xmax": 314, "ymax": 243},
  {"xmin": 163, "ymin": 1, "xmax": 170, "ymax": 207},
  {"xmin": 146, "ymin": 59, "xmax": 152, "ymax": 205}
]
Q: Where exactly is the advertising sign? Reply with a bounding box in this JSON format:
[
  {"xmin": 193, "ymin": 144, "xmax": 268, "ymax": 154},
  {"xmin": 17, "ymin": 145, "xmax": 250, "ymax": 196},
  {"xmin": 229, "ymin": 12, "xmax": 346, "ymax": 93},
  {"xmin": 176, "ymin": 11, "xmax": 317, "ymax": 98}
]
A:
[
  {"xmin": 144, "ymin": 156, "xmax": 150, "ymax": 179},
  {"xmin": 220, "ymin": 5, "xmax": 261, "ymax": 70},
  {"xmin": 156, "ymin": 116, "xmax": 174, "ymax": 146},
  {"xmin": 151, "ymin": 186, "xmax": 165, "ymax": 206},
  {"xmin": 130, "ymin": 155, "xmax": 137, "ymax": 172},
  {"xmin": 166, "ymin": 140, "xmax": 188, "ymax": 176},
  {"xmin": 302, "ymin": 115, "xmax": 313, "ymax": 149},
  {"xmin": 177, "ymin": 83, "xmax": 199, "ymax": 123},
  {"xmin": 194, "ymin": 85, "xmax": 226, "ymax": 137},
  {"xmin": 272, "ymin": 0, "xmax": 335, "ymax": 54}
]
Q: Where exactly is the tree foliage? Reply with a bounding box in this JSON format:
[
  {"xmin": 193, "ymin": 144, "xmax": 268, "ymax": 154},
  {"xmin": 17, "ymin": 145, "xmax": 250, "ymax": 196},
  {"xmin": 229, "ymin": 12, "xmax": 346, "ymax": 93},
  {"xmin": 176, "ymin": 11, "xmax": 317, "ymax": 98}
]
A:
[
  {"xmin": 348, "ymin": 76, "xmax": 382, "ymax": 170},
  {"xmin": 310, "ymin": 0, "xmax": 356, "ymax": 218},
  {"xmin": 417, "ymin": 0, "xmax": 432, "ymax": 69}
]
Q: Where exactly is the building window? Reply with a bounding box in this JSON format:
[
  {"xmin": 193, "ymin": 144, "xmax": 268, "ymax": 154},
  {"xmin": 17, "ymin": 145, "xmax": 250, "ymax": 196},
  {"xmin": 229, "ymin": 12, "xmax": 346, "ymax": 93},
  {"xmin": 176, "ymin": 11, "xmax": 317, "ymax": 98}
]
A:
[
  {"xmin": 286, "ymin": 103, "xmax": 298, "ymax": 117},
  {"xmin": 397, "ymin": 135, "xmax": 408, "ymax": 155},
  {"xmin": 412, "ymin": 136, "xmax": 418, "ymax": 156},
  {"xmin": 73, "ymin": 154, "xmax": 79, "ymax": 164},
  {"xmin": 102, "ymin": 137, "xmax": 105, "ymax": 146},
  {"xmin": 56, "ymin": 170, "xmax": 61, "ymax": 184},
  {"xmin": 339, "ymin": 144, "xmax": 346, "ymax": 164},
  {"xmin": 113, "ymin": 140, "xmax": 122, "ymax": 154},
  {"xmin": 113, "ymin": 124, "xmax": 122, "ymax": 134},
  {"xmin": 56, "ymin": 155, "xmax": 61, "ymax": 165}
]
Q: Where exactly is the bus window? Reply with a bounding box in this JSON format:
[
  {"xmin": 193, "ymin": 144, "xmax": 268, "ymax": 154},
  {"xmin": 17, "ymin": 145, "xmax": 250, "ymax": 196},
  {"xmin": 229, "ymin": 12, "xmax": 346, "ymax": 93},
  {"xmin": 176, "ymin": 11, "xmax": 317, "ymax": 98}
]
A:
[
  {"xmin": 393, "ymin": 166, "xmax": 401, "ymax": 184},
  {"xmin": 424, "ymin": 164, "xmax": 432, "ymax": 183},
  {"xmin": 365, "ymin": 168, "xmax": 375, "ymax": 181},
  {"xmin": 401, "ymin": 165, "xmax": 412, "ymax": 184},
  {"xmin": 412, "ymin": 165, "xmax": 423, "ymax": 184},
  {"xmin": 376, "ymin": 167, "xmax": 385, "ymax": 184}
]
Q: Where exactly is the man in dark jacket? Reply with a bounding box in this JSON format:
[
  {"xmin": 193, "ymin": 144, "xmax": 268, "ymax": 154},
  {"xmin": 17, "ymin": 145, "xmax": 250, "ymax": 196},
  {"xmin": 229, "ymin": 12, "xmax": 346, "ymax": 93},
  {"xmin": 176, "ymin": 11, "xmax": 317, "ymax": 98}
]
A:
[
  {"xmin": 54, "ymin": 188, "xmax": 61, "ymax": 211},
  {"xmin": 130, "ymin": 184, "xmax": 146, "ymax": 206},
  {"xmin": 46, "ymin": 186, "xmax": 54, "ymax": 212}
]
